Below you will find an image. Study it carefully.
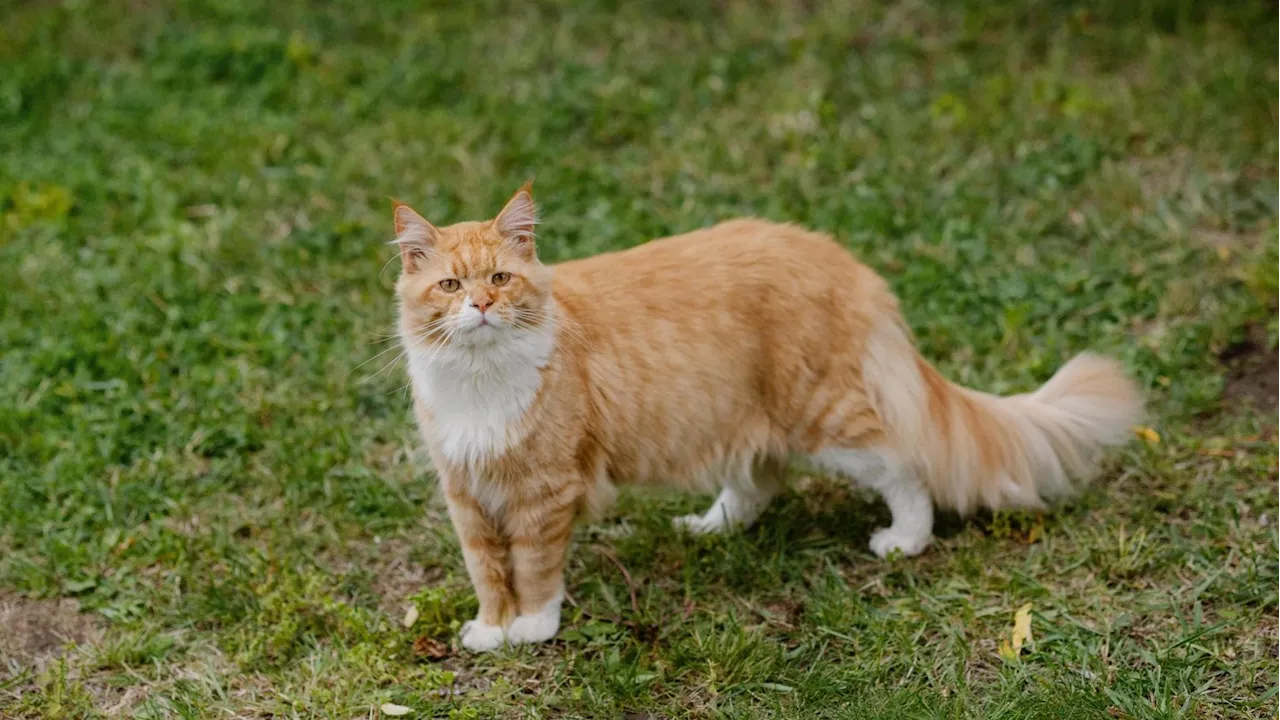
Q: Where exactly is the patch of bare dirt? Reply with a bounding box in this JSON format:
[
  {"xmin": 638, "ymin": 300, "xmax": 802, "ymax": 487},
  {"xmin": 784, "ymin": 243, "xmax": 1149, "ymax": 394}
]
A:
[
  {"xmin": 1194, "ymin": 227, "xmax": 1267, "ymax": 256},
  {"xmin": 372, "ymin": 550, "xmax": 445, "ymax": 616},
  {"xmin": 792, "ymin": 474, "xmax": 854, "ymax": 516},
  {"xmin": 0, "ymin": 593, "xmax": 102, "ymax": 669},
  {"xmin": 1220, "ymin": 326, "xmax": 1278, "ymax": 417},
  {"xmin": 321, "ymin": 535, "xmax": 446, "ymax": 616}
]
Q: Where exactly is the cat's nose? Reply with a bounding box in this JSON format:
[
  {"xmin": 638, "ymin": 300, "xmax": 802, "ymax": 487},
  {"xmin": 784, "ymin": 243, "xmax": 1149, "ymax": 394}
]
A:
[{"xmin": 472, "ymin": 298, "xmax": 493, "ymax": 313}]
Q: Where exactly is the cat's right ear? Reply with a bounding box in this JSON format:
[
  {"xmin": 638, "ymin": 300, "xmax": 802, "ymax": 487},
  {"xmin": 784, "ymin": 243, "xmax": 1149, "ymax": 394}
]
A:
[{"xmin": 391, "ymin": 200, "xmax": 439, "ymax": 273}]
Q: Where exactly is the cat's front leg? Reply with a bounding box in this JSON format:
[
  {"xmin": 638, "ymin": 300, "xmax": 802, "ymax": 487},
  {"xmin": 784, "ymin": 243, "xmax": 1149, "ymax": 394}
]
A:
[
  {"xmin": 441, "ymin": 478, "xmax": 516, "ymax": 652},
  {"xmin": 504, "ymin": 477, "xmax": 582, "ymax": 645}
]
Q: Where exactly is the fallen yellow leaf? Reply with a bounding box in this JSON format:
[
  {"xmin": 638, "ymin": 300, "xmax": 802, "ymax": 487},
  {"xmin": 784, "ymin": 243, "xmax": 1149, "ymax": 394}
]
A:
[
  {"xmin": 1025, "ymin": 518, "xmax": 1044, "ymax": 544},
  {"xmin": 998, "ymin": 603, "xmax": 1034, "ymax": 661},
  {"xmin": 402, "ymin": 605, "xmax": 419, "ymax": 629},
  {"xmin": 997, "ymin": 638, "xmax": 1017, "ymax": 661},
  {"xmin": 1011, "ymin": 603, "xmax": 1033, "ymax": 653},
  {"xmin": 380, "ymin": 703, "xmax": 412, "ymax": 716},
  {"xmin": 1132, "ymin": 426, "xmax": 1160, "ymax": 444}
]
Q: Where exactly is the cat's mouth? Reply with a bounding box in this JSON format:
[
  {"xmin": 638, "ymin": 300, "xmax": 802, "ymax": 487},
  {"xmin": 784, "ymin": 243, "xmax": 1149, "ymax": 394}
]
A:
[{"xmin": 459, "ymin": 313, "xmax": 502, "ymax": 334}]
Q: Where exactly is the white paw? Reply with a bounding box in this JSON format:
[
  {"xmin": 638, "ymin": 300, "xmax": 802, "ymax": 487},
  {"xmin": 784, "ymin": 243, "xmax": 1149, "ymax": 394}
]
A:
[
  {"xmin": 459, "ymin": 619, "xmax": 505, "ymax": 652},
  {"xmin": 869, "ymin": 527, "xmax": 932, "ymax": 559},
  {"xmin": 505, "ymin": 608, "xmax": 560, "ymax": 645},
  {"xmin": 673, "ymin": 513, "xmax": 724, "ymax": 535}
]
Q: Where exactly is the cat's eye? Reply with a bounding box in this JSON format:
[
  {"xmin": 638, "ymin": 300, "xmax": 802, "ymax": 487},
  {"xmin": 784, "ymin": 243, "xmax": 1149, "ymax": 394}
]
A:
[
  {"xmin": 439, "ymin": 278, "xmax": 461, "ymax": 292},
  {"xmin": 491, "ymin": 272, "xmax": 511, "ymax": 286}
]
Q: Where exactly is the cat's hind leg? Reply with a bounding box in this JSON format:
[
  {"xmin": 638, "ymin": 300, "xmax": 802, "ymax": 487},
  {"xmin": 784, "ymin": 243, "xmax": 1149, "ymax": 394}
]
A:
[
  {"xmin": 673, "ymin": 458, "xmax": 784, "ymax": 535},
  {"xmin": 810, "ymin": 447, "xmax": 933, "ymax": 558}
]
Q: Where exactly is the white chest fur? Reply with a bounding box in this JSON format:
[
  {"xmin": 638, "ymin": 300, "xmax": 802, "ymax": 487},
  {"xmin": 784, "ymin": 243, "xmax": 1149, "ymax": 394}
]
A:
[{"xmin": 406, "ymin": 323, "xmax": 555, "ymax": 469}]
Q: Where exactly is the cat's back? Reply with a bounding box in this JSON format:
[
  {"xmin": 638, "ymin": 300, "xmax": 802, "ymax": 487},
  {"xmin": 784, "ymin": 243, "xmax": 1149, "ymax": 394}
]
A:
[
  {"xmin": 543, "ymin": 218, "xmax": 899, "ymax": 485},
  {"xmin": 553, "ymin": 218, "xmax": 884, "ymax": 300}
]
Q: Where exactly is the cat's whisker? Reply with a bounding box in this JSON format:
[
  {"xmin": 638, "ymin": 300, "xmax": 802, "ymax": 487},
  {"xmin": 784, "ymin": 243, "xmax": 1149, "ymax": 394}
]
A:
[
  {"xmin": 354, "ymin": 318, "xmax": 450, "ymax": 380},
  {"xmin": 385, "ymin": 379, "xmax": 414, "ymax": 398},
  {"xmin": 362, "ymin": 349, "xmax": 409, "ymax": 383},
  {"xmin": 509, "ymin": 307, "xmax": 591, "ymax": 351},
  {"xmin": 348, "ymin": 341, "xmax": 411, "ymax": 377},
  {"xmin": 363, "ymin": 331, "xmax": 402, "ymax": 344},
  {"xmin": 401, "ymin": 319, "xmax": 455, "ymax": 349},
  {"xmin": 416, "ymin": 324, "xmax": 460, "ymax": 366},
  {"xmin": 412, "ymin": 318, "xmax": 453, "ymax": 336},
  {"xmin": 378, "ymin": 253, "xmax": 402, "ymax": 281}
]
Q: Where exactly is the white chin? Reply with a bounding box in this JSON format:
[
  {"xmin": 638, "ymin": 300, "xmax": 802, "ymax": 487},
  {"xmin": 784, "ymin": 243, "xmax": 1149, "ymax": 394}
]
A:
[{"xmin": 457, "ymin": 322, "xmax": 502, "ymax": 344}]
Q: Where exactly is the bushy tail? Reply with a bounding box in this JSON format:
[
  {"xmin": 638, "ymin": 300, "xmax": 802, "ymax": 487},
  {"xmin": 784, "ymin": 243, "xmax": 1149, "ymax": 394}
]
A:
[{"xmin": 863, "ymin": 322, "xmax": 1143, "ymax": 515}]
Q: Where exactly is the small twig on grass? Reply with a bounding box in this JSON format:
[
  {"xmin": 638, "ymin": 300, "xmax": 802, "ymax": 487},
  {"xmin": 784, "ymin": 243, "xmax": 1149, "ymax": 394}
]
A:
[
  {"xmin": 682, "ymin": 598, "xmax": 696, "ymax": 621},
  {"xmin": 593, "ymin": 545, "xmax": 638, "ymax": 615}
]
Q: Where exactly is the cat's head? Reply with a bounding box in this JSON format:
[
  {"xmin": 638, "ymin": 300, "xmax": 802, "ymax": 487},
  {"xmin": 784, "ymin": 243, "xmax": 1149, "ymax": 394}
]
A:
[{"xmin": 393, "ymin": 182, "xmax": 553, "ymax": 351}]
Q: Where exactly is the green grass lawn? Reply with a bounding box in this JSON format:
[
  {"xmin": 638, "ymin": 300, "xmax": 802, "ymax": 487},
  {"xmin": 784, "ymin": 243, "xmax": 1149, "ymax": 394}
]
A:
[{"xmin": 1, "ymin": 1, "xmax": 1276, "ymax": 717}]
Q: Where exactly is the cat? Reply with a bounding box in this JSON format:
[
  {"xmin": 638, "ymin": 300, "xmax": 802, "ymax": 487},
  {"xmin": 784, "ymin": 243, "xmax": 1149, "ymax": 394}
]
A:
[{"xmin": 392, "ymin": 183, "xmax": 1142, "ymax": 652}]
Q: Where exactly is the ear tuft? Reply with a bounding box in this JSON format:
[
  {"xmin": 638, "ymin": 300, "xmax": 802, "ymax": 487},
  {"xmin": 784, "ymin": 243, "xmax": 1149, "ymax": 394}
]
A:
[
  {"xmin": 390, "ymin": 201, "xmax": 438, "ymax": 272},
  {"xmin": 494, "ymin": 181, "xmax": 537, "ymax": 244}
]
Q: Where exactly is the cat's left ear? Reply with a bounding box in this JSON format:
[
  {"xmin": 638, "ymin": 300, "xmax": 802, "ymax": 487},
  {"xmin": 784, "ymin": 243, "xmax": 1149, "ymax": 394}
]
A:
[
  {"xmin": 494, "ymin": 180, "xmax": 537, "ymax": 258},
  {"xmin": 391, "ymin": 200, "xmax": 439, "ymax": 273}
]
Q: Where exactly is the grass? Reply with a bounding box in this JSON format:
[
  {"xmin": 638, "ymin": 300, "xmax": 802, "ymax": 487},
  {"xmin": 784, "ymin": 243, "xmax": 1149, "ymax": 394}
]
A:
[{"xmin": 1, "ymin": 0, "xmax": 1276, "ymax": 717}]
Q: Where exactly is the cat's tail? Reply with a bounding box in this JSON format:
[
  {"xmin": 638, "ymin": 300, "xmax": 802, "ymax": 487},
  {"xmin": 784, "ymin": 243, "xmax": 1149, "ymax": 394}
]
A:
[{"xmin": 862, "ymin": 321, "xmax": 1143, "ymax": 515}]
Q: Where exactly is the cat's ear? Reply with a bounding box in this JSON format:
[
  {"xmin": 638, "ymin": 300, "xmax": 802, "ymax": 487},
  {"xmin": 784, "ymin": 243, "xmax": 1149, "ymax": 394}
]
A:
[
  {"xmin": 391, "ymin": 200, "xmax": 439, "ymax": 273},
  {"xmin": 493, "ymin": 180, "xmax": 537, "ymax": 258}
]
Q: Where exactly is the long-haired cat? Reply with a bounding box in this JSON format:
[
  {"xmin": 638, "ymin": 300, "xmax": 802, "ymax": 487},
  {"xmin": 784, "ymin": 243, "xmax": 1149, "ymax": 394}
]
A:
[{"xmin": 392, "ymin": 183, "xmax": 1142, "ymax": 651}]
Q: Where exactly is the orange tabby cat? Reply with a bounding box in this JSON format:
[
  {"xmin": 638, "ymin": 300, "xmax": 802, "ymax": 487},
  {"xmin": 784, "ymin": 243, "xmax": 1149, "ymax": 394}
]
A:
[{"xmin": 393, "ymin": 183, "xmax": 1142, "ymax": 652}]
